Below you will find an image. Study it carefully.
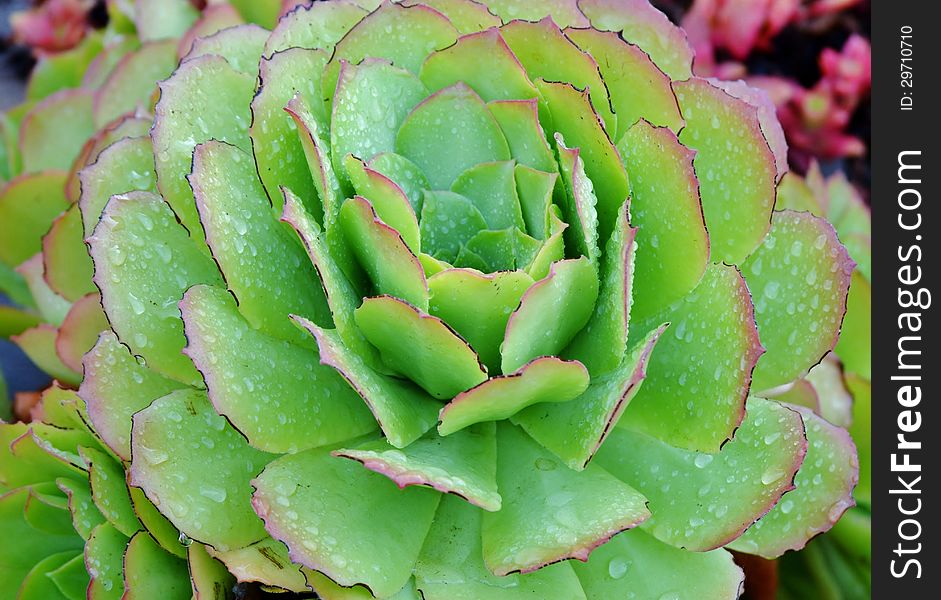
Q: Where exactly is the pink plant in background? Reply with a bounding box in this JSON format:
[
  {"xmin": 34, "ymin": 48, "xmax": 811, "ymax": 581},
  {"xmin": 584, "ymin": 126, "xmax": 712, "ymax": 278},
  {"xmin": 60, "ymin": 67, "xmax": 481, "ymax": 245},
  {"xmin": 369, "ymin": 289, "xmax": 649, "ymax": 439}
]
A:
[
  {"xmin": 749, "ymin": 34, "xmax": 870, "ymax": 167},
  {"xmin": 10, "ymin": 0, "xmax": 95, "ymax": 55},
  {"xmin": 681, "ymin": 0, "xmax": 870, "ymax": 167}
]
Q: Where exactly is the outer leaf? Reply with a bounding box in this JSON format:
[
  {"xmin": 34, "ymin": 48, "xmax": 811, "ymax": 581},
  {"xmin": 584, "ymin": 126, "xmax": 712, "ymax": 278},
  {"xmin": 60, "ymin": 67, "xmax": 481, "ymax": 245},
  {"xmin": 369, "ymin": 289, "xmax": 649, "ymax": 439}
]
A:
[
  {"xmin": 597, "ymin": 397, "xmax": 807, "ymax": 551},
  {"xmin": 122, "ymin": 531, "xmax": 191, "ymax": 600},
  {"xmin": 345, "ymin": 155, "xmax": 421, "ymax": 254},
  {"xmin": 78, "ymin": 136, "xmax": 156, "ymax": 233},
  {"xmin": 82, "ymin": 446, "xmax": 141, "ymax": 537},
  {"xmin": 0, "ymin": 172, "xmax": 69, "ymax": 267},
  {"xmin": 19, "ymin": 90, "xmax": 95, "ymax": 172},
  {"xmin": 485, "ymin": 0, "xmax": 590, "ymax": 27},
  {"xmin": 42, "ymin": 206, "xmax": 95, "ymax": 302},
  {"xmin": 152, "ymin": 55, "xmax": 255, "ymax": 247},
  {"xmin": 501, "ymin": 258, "xmax": 599, "ymax": 374},
  {"xmin": 133, "ymin": 0, "xmax": 199, "ymax": 42},
  {"xmin": 87, "ymin": 192, "xmax": 224, "ymax": 385},
  {"xmin": 294, "ymin": 318, "xmax": 440, "ymax": 449},
  {"xmin": 675, "ymin": 78, "xmax": 776, "ymax": 264},
  {"xmin": 12, "ymin": 325, "xmax": 81, "ymax": 386},
  {"xmin": 55, "ymin": 293, "xmax": 108, "ymax": 373},
  {"xmin": 189, "ymin": 140, "xmax": 332, "ymax": 343},
  {"xmin": 207, "ymin": 538, "xmax": 308, "ymax": 593},
  {"xmin": 617, "ymin": 119, "xmax": 709, "ymax": 319},
  {"xmin": 728, "ymin": 404, "xmax": 858, "ymax": 558},
  {"xmin": 742, "ymin": 210, "xmax": 855, "ymax": 391},
  {"xmin": 265, "ymin": 0, "xmax": 367, "ymax": 56},
  {"xmin": 334, "ymin": 423, "xmax": 500, "ymax": 511},
  {"xmin": 79, "ymin": 330, "xmax": 185, "ymax": 461},
  {"xmin": 514, "ymin": 325, "xmax": 664, "ymax": 470},
  {"xmin": 129, "ymin": 389, "xmax": 274, "ymax": 551},
  {"xmin": 252, "ymin": 447, "xmax": 441, "ymax": 599},
  {"xmin": 578, "ymin": 0, "xmax": 694, "ymax": 80},
  {"xmin": 416, "ymin": 496, "xmax": 588, "ymax": 600},
  {"xmin": 181, "ymin": 284, "xmax": 376, "ymax": 453},
  {"xmin": 92, "ymin": 40, "xmax": 178, "ymax": 127},
  {"xmin": 188, "ymin": 543, "xmax": 236, "ymax": 600},
  {"xmin": 622, "ymin": 265, "xmax": 764, "ymax": 453},
  {"xmin": 354, "ymin": 296, "xmax": 488, "ymax": 399},
  {"xmin": 84, "ymin": 523, "xmax": 128, "ymax": 600},
  {"xmin": 571, "ymin": 528, "xmax": 744, "ymax": 599},
  {"xmin": 566, "ymin": 28, "xmax": 684, "ymax": 137},
  {"xmin": 439, "ymin": 357, "xmax": 589, "ymax": 436},
  {"xmin": 185, "ymin": 25, "xmax": 267, "ymax": 78},
  {"xmin": 482, "ymin": 424, "xmax": 650, "ymax": 576}
]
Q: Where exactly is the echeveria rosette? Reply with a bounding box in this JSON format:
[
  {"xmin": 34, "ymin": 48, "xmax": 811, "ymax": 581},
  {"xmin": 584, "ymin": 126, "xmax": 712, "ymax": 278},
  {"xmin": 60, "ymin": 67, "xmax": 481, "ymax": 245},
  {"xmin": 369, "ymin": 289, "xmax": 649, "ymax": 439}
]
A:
[{"xmin": 27, "ymin": 0, "xmax": 857, "ymax": 598}]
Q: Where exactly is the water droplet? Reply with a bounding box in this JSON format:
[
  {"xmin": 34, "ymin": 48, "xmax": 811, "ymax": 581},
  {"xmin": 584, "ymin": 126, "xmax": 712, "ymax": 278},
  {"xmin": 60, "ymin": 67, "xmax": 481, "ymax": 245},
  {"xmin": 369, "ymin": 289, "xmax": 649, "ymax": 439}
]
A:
[{"xmin": 608, "ymin": 557, "xmax": 630, "ymax": 579}]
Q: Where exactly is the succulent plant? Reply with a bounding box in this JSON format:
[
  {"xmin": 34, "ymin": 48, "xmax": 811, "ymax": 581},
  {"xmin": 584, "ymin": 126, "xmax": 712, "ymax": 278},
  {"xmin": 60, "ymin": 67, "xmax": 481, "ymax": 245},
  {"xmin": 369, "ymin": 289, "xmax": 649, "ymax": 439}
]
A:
[{"xmin": 1, "ymin": 0, "xmax": 865, "ymax": 598}]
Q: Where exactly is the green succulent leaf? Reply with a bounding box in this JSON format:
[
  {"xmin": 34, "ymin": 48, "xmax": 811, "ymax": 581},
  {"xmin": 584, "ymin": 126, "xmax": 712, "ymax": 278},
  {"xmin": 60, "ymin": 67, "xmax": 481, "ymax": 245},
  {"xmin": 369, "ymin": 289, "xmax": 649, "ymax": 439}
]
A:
[
  {"xmin": 122, "ymin": 531, "xmax": 191, "ymax": 600},
  {"xmin": 92, "ymin": 40, "xmax": 178, "ymax": 127},
  {"xmin": 181, "ymin": 283, "xmax": 376, "ymax": 453},
  {"xmin": 82, "ymin": 446, "xmax": 141, "ymax": 537},
  {"xmin": 354, "ymin": 295, "xmax": 488, "ymax": 399},
  {"xmin": 54, "ymin": 293, "xmax": 108, "ymax": 373},
  {"xmin": 674, "ymin": 77, "xmax": 777, "ymax": 265},
  {"xmin": 598, "ymin": 397, "xmax": 806, "ymax": 551},
  {"xmin": 294, "ymin": 318, "xmax": 440, "ymax": 448},
  {"xmin": 482, "ymin": 424, "xmax": 650, "ymax": 576},
  {"xmin": 622, "ymin": 264, "xmax": 764, "ymax": 453},
  {"xmin": 501, "ymin": 258, "xmax": 599, "ymax": 374},
  {"xmin": 41, "ymin": 206, "xmax": 96, "ymax": 303},
  {"xmin": 728, "ymin": 404, "xmax": 858, "ymax": 558},
  {"xmin": 742, "ymin": 210, "xmax": 855, "ymax": 391},
  {"xmin": 207, "ymin": 538, "xmax": 308, "ymax": 594},
  {"xmin": 19, "ymin": 90, "xmax": 95, "ymax": 173},
  {"xmin": 571, "ymin": 528, "xmax": 744, "ymax": 599},
  {"xmin": 514, "ymin": 324, "xmax": 664, "ymax": 470},
  {"xmin": 0, "ymin": 172, "xmax": 69, "ymax": 267},
  {"xmin": 334, "ymin": 423, "xmax": 501, "ymax": 511},
  {"xmin": 129, "ymin": 389, "xmax": 274, "ymax": 551},
  {"xmin": 416, "ymin": 496, "xmax": 588, "ymax": 600},
  {"xmin": 78, "ymin": 135, "xmax": 157, "ymax": 234},
  {"xmin": 617, "ymin": 119, "xmax": 709, "ymax": 319},
  {"xmin": 87, "ymin": 191, "xmax": 224, "ymax": 385},
  {"xmin": 84, "ymin": 522, "xmax": 129, "ymax": 600},
  {"xmin": 79, "ymin": 330, "xmax": 185, "ymax": 461},
  {"xmin": 252, "ymin": 447, "xmax": 441, "ymax": 599}
]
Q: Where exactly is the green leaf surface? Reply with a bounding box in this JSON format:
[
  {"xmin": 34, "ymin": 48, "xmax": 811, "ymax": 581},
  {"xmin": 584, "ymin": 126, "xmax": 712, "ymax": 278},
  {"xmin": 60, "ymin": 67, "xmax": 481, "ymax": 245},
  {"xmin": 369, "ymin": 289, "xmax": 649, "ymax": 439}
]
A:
[
  {"xmin": 16, "ymin": 551, "xmax": 76, "ymax": 600},
  {"xmin": 185, "ymin": 25, "xmax": 267, "ymax": 78},
  {"xmin": 419, "ymin": 190, "xmax": 488, "ymax": 264},
  {"xmin": 79, "ymin": 330, "xmax": 185, "ymax": 461},
  {"xmin": 675, "ymin": 78, "xmax": 777, "ymax": 264},
  {"xmin": 345, "ymin": 155, "xmax": 421, "ymax": 253},
  {"xmin": 189, "ymin": 140, "xmax": 332, "ymax": 343},
  {"xmin": 207, "ymin": 537, "xmax": 308, "ymax": 593},
  {"xmin": 13, "ymin": 325, "xmax": 81, "ymax": 386},
  {"xmin": 598, "ymin": 397, "xmax": 807, "ymax": 551},
  {"xmin": 401, "ymin": 0, "xmax": 500, "ymax": 33},
  {"xmin": 427, "ymin": 268, "xmax": 533, "ymax": 374},
  {"xmin": 501, "ymin": 258, "xmax": 599, "ymax": 374},
  {"xmin": 294, "ymin": 318, "xmax": 440, "ymax": 449},
  {"xmin": 251, "ymin": 48, "xmax": 328, "ymax": 214},
  {"xmin": 617, "ymin": 119, "xmax": 709, "ymax": 319},
  {"xmin": 741, "ymin": 210, "xmax": 855, "ymax": 391},
  {"xmin": 78, "ymin": 135, "xmax": 156, "ymax": 233},
  {"xmin": 252, "ymin": 447, "xmax": 441, "ymax": 598},
  {"xmin": 332, "ymin": 59, "xmax": 429, "ymax": 183},
  {"xmin": 554, "ymin": 134, "xmax": 600, "ymax": 264},
  {"xmin": 415, "ymin": 496, "xmax": 588, "ymax": 600},
  {"xmin": 486, "ymin": 0, "xmax": 590, "ymax": 27},
  {"xmin": 15, "ymin": 255, "xmax": 70, "ymax": 326},
  {"xmin": 188, "ymin": 542, "xmax": 236, "ymax": 600},
  {"xmin": 133, "ymin": 0, "xmax": 199, "ymax": 42},
  {"xmin": 335, "ymin": 423, "xmax": 500, "ymax": 511},
  {"xmin": 42, "ymin": 206, "xmax": 95, "ymax": 302},
  {"xmin": 84, "ymin": 522, "xmax": 129, "ymax": 600},
  {"xmin": 340, "ymin": 195, "xmax": 429, "ymax": 310},
  {"xmin": 482, "ymin": 424, "xmax": 649, "ymax": 576},
  {"xmin": 87, "ymin": 192, "xmax": 224, "ymax": 385},
  {"xmin": 623, "ymin": 264, "xmax": 764, "ymax": 452},
  {"xmin": 0, "ymin": 171, "xmax": 69, "ymax": 267},
  {"xmin": 367, "ymin": 152, "xmax": 430, "ymax": 213},
  {"xmin": 440, "ymin": 357, "xmax": 589, "ymax": 436},
  {"xmin": 54, "ymin": 293, "xmax": 108, "ymax": 373},
  {"xmin": 564, "ymin": 201, "xmax": 635, "ymax": 375},
  {"xmin": 728, "ymin": 404, "xmax": 858, "ymax": 558},
  {"xmin": 537, "ymin": 80, "xmax": 628, "ymax": 243},
  {"xmin": 464, "ymin": 228, "xmax": 541, "ymax": 273},
  {"xmin": 355, "ymin": 295, "xmax": 488, "ymax": 399},
  {"xmin": 397, "ymin": 83, "xmax": 510, "ymax": 189},
  {"xmin": 129, "ymin": 389, "xmax": 274, "ymax": 551},
  {"xmin": 420, "ymin": 29, "xmax": 539, "ymax": 103},
  {"xmin": 152, "ymin": 55, "xmax": 255, "ymax": 247},
  {"xmin": 452, "ymin": 161, "xmax": 525, "ymax": 231},
  {"xmin": 265, "ymin": 0, "xmax": 367, "ymax": 56},
  {"xmin": 567, "ymin": 28, "xmax": 684, "ymax": 138},
  {"xmin": 500, "ymin": 18, "xmax": 615, "ymax": 133},
  {"xmin": 47, "ymin": 552, "xmax": 89, "ymax": 600},
  {"xmin": 56, "ymin": 477, "xmax": 105, "ymax": 540},
  {"xmin": 514, "ymin": 325, "xmax": 664, "ymax": 470},
  {"xmin": 65, "ymin": 112, "xmax": 151, "ymax": 203},
  {"xmin": 122, "ymin": 531, "xmax": 191, "ymax": 600},
  {"xmin": 82, "ymin": 446, "xmax": 141, "ymax": 537},
  {"xmin": 128, "ymin": 487, "xmax": 186, "ymax": 560},
  {"xmin": 578, "ymin": 0, "xmax": 694, "ymax": 80},
  {"xmin": 488, "ymin": 100, "xmax": 558, "ymax": 176},
  {"xmin": 92, "ymin": 40, "xmax": 178, "ymax": 127},
  {"xmin": 20, "ymin": 90, "xmax": 95, "ymax": 173},
  {"xmin": 181, "ymin": 284, "xmax": 376, "ymax": 453},
  {"xmin": 571, "ymin": 527, "xmax": 744, "ymax": 600}
]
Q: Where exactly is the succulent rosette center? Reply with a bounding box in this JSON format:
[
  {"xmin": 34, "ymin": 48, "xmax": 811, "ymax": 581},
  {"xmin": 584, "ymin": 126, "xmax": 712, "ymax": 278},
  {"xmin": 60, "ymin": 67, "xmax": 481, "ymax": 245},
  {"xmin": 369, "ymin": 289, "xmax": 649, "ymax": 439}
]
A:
[{"xmin": 43, "ymin": 0, "xmax": 866, "ymax": 598}]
